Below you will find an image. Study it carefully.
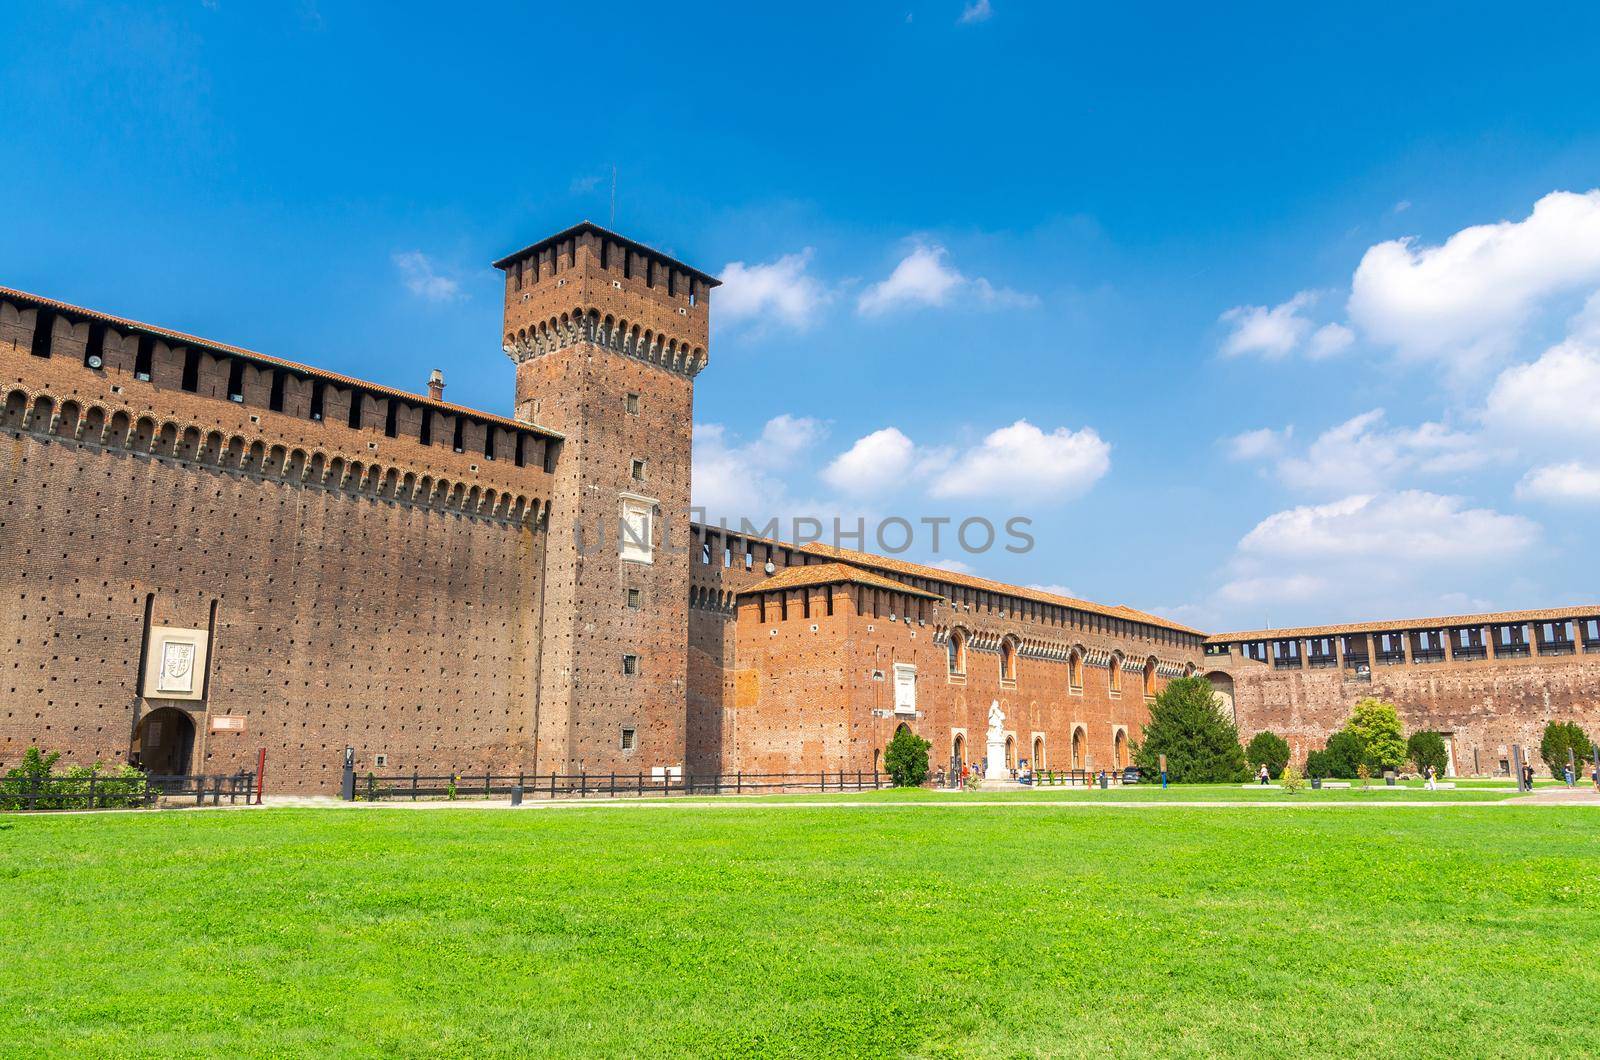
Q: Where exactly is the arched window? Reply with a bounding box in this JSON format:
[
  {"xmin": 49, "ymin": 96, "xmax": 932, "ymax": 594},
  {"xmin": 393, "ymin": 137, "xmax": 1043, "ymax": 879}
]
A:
[
  {"xmin": 1144, "ymin": 658, "xmax": 1157, "ymax": 698},
  {"xmin": 1068, "ymin": 649, "xmax": 1084, "ymax": 691},
  {"xmin": 1005, "ymin": 735, "xmax": 1016, "ymax": 772},
  {"xmin": 947, "ymin": 629, "xmax": 967, "ymax": 676},
  {"xmin": 1109, "ymin": 655, "xmax": 1123, "ymax": 694},
  {"xmin": 1114, "ymin": 728, "xmax": 1128, "ymax": 768},
  {"xmin": 1072, "ymin": 726, "xmax": 1085, "ymax": 770},
  {"xmin": 1033, "ymin": 736, "xmax": 1045, "ymax": 770},
  {"xmin": 1000, "ymin": 637, "xmax": 1017, "ymax": 683},
  {"xmin": 952, "ymin": 733, "xmax": 966, "ymax": 768}
]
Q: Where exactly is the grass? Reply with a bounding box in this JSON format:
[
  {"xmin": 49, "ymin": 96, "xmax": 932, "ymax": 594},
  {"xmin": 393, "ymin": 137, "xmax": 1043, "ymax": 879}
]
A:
[
  {"xmin": 4, "ymin": 803, "xmax": 1599, "ymax": 1058},
  {"xmin": 669, "ymin": 780, "xmax": 1531, "ymax": 804}
]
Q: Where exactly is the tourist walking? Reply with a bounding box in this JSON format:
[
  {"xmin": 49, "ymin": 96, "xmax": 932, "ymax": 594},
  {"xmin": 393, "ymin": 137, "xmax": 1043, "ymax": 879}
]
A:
[
  {"xmin": 1564, "ymin": 764, "xmax": 1575, "ymax": 787},
  {"xmin": 1424, "ymin": 764, "xmax": 1436, "ymax": 791},
  {"xmin": 1258, "ymin": 763, "xmax": 1270, "ymax": 785}
]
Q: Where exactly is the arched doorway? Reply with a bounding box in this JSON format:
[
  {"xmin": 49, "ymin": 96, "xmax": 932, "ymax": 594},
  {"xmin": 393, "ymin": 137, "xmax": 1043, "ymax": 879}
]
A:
[
  {"xmin": 1033, "ymin": 735, "xmax": 1045, "ymax": 770},
  {"xmin": 952, "ymin": 733, "xmax": 966, "ymax": 772},
  {"xmin": 1072, "ymin": 726, "xmax": 1085, "ymax": 769},
  {"xmin": 1205, "ymin": 671, "xmax": 1236, "ymax": 723},
  {"xmin": 1114, "ymin": 728, "xmax": 1128, "ymax": 768},
  {"xmin": 1004, "ymin": 735, "xmax": 1016, "ymax": 772},
  {"xmin": 132, "ymin": 707, "xmax": 195, "ymax": 776}
]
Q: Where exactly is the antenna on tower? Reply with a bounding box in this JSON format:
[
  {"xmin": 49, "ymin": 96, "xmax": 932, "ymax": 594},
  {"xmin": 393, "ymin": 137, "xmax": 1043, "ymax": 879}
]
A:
[{"xmin": 609, "ymin": 165, "xmax": 617, "ymax": 227}]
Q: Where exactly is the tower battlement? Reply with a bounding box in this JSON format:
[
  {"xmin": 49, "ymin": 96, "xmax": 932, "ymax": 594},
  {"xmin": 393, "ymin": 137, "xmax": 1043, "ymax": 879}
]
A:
[{"xmin": 495, "ymin": 222, "xmax": 719, "ymax": 380}]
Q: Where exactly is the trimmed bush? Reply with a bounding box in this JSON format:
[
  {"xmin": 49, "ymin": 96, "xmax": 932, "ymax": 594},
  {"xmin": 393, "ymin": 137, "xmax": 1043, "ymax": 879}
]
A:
[
  {"xmin": 884, "ymin": 727, "xmax": 932, "ymax": 787},
  {"xmin": 1131, "ymin": 677, "xmax": 1249, "ymax": 783},
  {"xmin": 1245, "ymin": 731, "xmax": 1291, "ymax": 779}
]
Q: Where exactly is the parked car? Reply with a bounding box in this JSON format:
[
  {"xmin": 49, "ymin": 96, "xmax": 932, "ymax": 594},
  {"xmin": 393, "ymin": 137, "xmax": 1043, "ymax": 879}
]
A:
[{"xmin": 1120, "ymin": 766, "xmax": 1142, "ymax": 784}]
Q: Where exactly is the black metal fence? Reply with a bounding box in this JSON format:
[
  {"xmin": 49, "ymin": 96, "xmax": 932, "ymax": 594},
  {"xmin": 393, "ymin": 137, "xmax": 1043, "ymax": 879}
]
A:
[
  {"xmin": 0, "ymin": 771, "xmax": 257, "ymax": 812},
  {"xmin": 347, "ymin": 769, "xmax": 888, "ymax": 802}
]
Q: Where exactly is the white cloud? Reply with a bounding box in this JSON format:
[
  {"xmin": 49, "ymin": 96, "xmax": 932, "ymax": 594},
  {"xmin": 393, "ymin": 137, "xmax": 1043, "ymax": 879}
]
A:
[
  {"xmin": 693, "ymin": 415, "xmax": 824, "ymax": 520},
  {"xmin": 1028, "ymin": 582, "xmax": 1078, "ymax": 598},
  {"xmin": 1225, "ymin": 426, "xmax": 1292, "ymax": 462},
  {"xmin": 1215, "ymin": 574, "xmax": 1331, "ymax": 608},
  {"xmin": 931, "ymin": 419, "xmax": 1110, "ymax": 501},
  {"xmin": 820, "ymin": 427, "xmax": 917, "ymax": 495},
  {"xmin": 1272, "ymin": 409, "xmax": 1487, "ymax": 494},
  {"xmin": 1219, "ymin": 291, "xmax": 1317, "ymax": 359},
  {"xmin": 717, "ymin": 248, "xmax": 829, "ymax": 330},
  {"xmin": 1483, "ymin": 337, "xmax": 1600, "ymax": 445},
  {"xmin": 857, "ymin": 242, "xmax": 1034, "ymax": 316},
  {"xmin": 1237, "ymin": 491, "xmax": 1538, "ymax": 563},
  {"xmin": 932, "ymin": 559, "xmax": 973, "ymax": 574},
  {"xmin": 1348, "ymin": 189, "xmax": 1600, "ymax": 371},
  {"xmin": 392, "ymin": 251, "xmax": 461, "ymax": 302},
  {"xmin": 1515, "ymin": 462, "xmax": 1600, "ymax": 505},
  {"xmin": 1307, "ymin": 322, "xmax": 1355, "ymax": 359},
  {"xmin": 958, "ymin": 0, "xmax": 992, "ymax": 23}
]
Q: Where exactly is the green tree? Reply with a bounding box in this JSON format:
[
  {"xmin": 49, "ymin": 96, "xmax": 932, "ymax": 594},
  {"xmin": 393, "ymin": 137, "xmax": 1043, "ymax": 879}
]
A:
[
  {"xmin": 1406, "ymin": 731, "xmax": 1448, "ymax": 777},
  {"xmin": 1346, "ymin": 697, "xmax": 1406, "ymax": 772},
  {"xmin": 1131, "ymin": 676, "xmax": 1249, "ymax": 783},
  {"xmin": 884, "ymin": 727, "xmax": 932, "ymax": 787},
  {"xmin": 1244, "ymin": 731, "xmax": 1291, "ymax": 779},
  {"xmin": 1540, "ymin": 721, "xmax": 1592, "ymax": 779},
  {"xmin": 1318, "ymin": 730, "xmax": 1366, "ymax": 778}
]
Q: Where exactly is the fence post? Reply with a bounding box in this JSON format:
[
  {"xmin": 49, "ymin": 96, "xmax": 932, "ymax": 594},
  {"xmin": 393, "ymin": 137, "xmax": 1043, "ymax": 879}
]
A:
[
  {"xmin": 88, "ymin": 772, "xmax": 97, "ymax": 811},
  {"xmin": 580, "ymin": 772, "xmax": 587, "ymax": 798},
  {"xmin": 550, "ymin": 773, "xmax": 557, "ymax": 800},
  {"xmin": 412, "ymin": 769, "xmax": 419, "ymax": 801},
  {"xmin": 484, "ymin": 773, "xmax": 491, "ymax": 798},
  {"xmin": 610, "ymin": 773, "xmax": 616, "ymax": 798}
]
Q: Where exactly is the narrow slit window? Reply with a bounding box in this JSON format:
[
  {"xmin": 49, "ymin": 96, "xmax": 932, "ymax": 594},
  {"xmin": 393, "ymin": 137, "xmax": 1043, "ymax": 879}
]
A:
[
  {"xmin": 385, "ymin": 400, "xmax": 398, "ymax": 438},
  {"xmin": 180, "ymin": 348, "xmax": 200, "ymax": 392},
  {"xmin": 514, "ymin": 434, "xmax": 525, "ymax": 467},
  {"xmin": 29, "ymin": 310, "xmax": 54, "ymax": 358},
  {"xmin": 226, "ymin": 359, "xmax": 245, "ymax": 402},
  {"xmin": 420, "ymin": 409, "xmax": 433, "ymax": 446},
  {"xmin": 622, "ymin": 654, "xmax": 639, "ymax": 676},
  {"xmin": 134, "ymin": 335, "xmax": 154, "ymax": 380},
  {"xmin": 347, "ymin": 393, "xmax": 363, "ymax": 429},
  {"xmin": 84, "ymin": 322, "xmax": 106, "ymax": 368},
  {"xmin": 309, "ymin": 381, "xmax": 325, "ymax": 421},
  {"xmin": 269, "ymin": 371, "xmax": 286, "ymax": 412},
  {"xmin": 452, "ymin": 417, "xmax": 464, "ymax": 452}
]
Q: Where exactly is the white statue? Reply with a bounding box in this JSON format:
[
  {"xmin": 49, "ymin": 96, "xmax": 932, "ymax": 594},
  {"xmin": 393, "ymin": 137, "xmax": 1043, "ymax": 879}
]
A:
[{"xmin": 984, "ymin": 700, "xmax": 1009, "ymax": 781}]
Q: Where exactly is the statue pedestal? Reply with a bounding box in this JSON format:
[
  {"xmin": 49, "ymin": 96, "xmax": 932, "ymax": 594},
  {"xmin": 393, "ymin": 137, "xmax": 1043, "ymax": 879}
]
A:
[{"xmin": 985, "ymin": 736, "xmax": 1009, "ymax": 781}]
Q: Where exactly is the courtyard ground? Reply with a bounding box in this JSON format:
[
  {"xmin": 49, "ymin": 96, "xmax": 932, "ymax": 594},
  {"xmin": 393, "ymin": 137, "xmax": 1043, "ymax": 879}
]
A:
[{"xmin": 4, "ymin": 802, "xmax": 1598, "ymax": 1057}]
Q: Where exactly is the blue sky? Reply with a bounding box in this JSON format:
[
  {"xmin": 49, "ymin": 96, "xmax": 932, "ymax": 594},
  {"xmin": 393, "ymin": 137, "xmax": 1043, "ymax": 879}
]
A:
[{"xmin": 6, "ymin": 1, "xmax": 1600, "ymax": 631}]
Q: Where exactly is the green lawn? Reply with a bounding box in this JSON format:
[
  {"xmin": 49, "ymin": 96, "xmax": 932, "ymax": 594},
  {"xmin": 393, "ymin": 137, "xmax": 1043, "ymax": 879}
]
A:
[
  {"xmin": 4, "ymin": 804, "xmax": 1598, "ymax": 1058},
  {"xmin": 670, "ymin": 781, "xmax": 1530, "ymax": 804}
]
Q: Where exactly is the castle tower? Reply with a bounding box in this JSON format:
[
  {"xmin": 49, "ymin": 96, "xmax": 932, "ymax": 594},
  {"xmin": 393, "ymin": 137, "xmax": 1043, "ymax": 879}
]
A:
[{"xmin": 494, "ymin": 223, "xmax": 717, "ymax": 776}]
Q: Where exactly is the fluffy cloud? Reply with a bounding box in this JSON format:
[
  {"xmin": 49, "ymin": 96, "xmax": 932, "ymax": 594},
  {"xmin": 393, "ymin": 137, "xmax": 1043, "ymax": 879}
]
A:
[
  {"xmin": 1515, "ymin": 462, "xmax": 1600, "ymax": 505},
  {"xmin": 392, "ymin": 251, "xmax": 461, "ymax": 302},
  {"xmin": 1348, "ymin": 189, "xmax": 1600, "ymax": 371},
  {"xmin": 1307, "ymin": 322, "xmax": 1355, "ymax": 359},
  {"xmin": 716, "ymin": 248, "xmax": 829, "ymax": 330},
  {"xmin": 1237, "ymin": 491, "xmax": 1538, "ymax": 563},
  {"xmin": 694, "ymin": 415, "xmax": 825, "ymax": 520},
  {"xmin": 1271, "ymin": 409, "xmax": 1487, "ymax": 493},
  {"xmin": 857, "ymin": 243, "xmax": 1035, "ymax": 316},
  {"xmin": 1224, "ymin": 426, "xmax": 1293, "ymax": 461},
  {"xmin": 820, "ymin": 427, "xmax": 917, "ymax": 495},
  {"xmin": 930, "ymin": 420, "xmax": 1110, "ymax": 501},
  {"xmin": 1027, "ymin": 582, "xmax": 1078, "ymax": 598},
  {"xmin": 1219, "ymin": 291, "xmax": 1317, "ymax": 358},
  {"xmin": 1483, "ymin": 337, "xmax": 1600, "ymax": 445}
]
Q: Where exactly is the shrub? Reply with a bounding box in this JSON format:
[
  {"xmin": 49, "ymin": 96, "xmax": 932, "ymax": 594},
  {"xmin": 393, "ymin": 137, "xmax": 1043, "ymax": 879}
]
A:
[
  {"xmin": 1356, "ymin": 763, "xmax": 1372, "ymax": 789},
  {"xmin": 1347, "ymin": 698, "xmax": 1406, "ymax": 772},
  {"xmin": 1540, "ymin": 721, "xmax": 1592, "ymax": 779},
  {"xmin": 1280, "ymin": 764, "xmax": 1304, "ymax": 794},
  {"xmin": 1131, "ymin": 677, "xmax": 1249, "ymax": 783},
  {"xmin": 1304, "ymin": 749, "xmax": 1330, "ymax": 779},
  {"xmin": 1406, "ymin": 731, "xmax": 1448, "ymax": 778},
  {"xmin": 1245, "ymin": 731, "xmax": 1290, "ymax": 779},
  {"xmin": 884, "ymin": 727, "xmax": 932, "ymax": 787},
  {"xmin": 1, "ymin": 749, "xmax": 146, "ymax": 810},
  {"xmin": 1322, "ymin": 730, "xmax": 1365, "ymax": 778}
]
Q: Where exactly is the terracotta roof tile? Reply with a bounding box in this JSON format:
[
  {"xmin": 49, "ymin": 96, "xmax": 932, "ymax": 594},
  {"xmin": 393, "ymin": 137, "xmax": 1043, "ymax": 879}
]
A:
[
  {"xmin": 1208, "ymin": 605, "xmax": 1600, "ymax": 643},
  {"xmin": 795, "ymin": 542, "xmax": 1204, "ymax": 635},
  {"xmin": 737, "ymin": 562, "xmax": 945, "ymax": 600}
]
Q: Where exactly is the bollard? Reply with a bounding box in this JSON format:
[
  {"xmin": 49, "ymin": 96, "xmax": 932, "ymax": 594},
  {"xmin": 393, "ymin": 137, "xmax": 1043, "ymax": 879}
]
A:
[
  {"xmin": 1098, "ymin": 773, "xmax": 1109, "ymax": 790},
  {"xmin": 510, "ymin": 784, "xmax": 523, "ymax": 807},
  {"xmin": 340, "ymin": 746, "xmax": 356, "ymax": 801}
]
